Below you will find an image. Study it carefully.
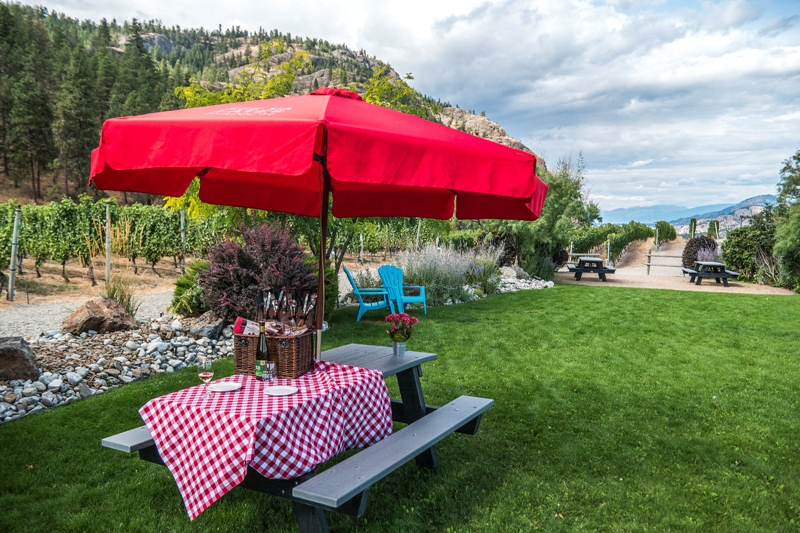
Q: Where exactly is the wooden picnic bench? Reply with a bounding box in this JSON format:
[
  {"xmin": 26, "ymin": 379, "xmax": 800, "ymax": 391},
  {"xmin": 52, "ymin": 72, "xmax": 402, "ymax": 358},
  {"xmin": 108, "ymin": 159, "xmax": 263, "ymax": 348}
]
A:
[
  {"xmin": 567, "ymin": 256, "xmax": 616, "ymax": 282},
  {"xmin": 102, "ymin": 344, "xmax": 492, "ymax": 533},
  {"xmin": 682, "ymin": 261, "xmax": 739, "ymax": 287}
]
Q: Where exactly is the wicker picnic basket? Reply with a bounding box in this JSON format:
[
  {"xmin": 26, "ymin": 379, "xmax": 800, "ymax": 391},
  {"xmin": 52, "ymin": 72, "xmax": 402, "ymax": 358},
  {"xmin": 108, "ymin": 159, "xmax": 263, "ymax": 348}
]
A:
[
  {"xmin": 234, "ymin": 330, "xmax": 314, "ymax": 379},
  {"xmin": 233, "ymin": 334, "xmax": 258, "ymax": 376},
  {"xmin": 267, "ymin": 330, "xmax": 314, "ymax": 379}
]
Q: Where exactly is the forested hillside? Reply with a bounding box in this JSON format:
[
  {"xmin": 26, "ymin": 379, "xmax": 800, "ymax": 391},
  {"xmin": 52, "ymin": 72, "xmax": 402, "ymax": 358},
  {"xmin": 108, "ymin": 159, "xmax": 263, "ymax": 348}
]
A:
[{"xmin": 0, "ymin": 3, "xmax": 531, "ymax": 205}]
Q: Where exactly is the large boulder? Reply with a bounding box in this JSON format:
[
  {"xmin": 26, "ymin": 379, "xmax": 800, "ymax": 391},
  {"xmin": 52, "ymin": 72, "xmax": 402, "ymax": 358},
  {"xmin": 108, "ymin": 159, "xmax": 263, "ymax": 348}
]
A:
[
  {"xmin": 62, "ymin": 297, "xmax": 138, "ymax": 335},
  {"xmin": 0, "ymin": 337, "xmax": 40, "ymax": 381},
  {"xmin": 189, "ymin": 310, "xmax": 226, "ymax": 339}
]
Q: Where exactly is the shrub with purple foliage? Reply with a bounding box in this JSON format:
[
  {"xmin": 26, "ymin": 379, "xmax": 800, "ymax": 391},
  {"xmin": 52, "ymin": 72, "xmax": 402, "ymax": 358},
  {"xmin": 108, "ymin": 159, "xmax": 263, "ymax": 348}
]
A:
[
  {"xmin": 198, "ymin": 223, "xmax": 315, "ymax": 322},
  {"xmin": 682, "ymin": 236, "xmax": 718, "ymax": 268}
]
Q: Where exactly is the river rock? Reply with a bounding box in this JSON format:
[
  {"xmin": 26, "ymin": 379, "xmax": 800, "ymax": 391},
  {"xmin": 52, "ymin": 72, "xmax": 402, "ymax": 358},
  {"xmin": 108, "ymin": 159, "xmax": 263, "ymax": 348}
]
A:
[
  {"xmin": 40, "ymin": 391, "xmax": 58, "ymax": 407},
  {"xmin": 47, "ymin": 379, "xmax": 63, "ymax": 392},
  {"xmin": 500, "ymin": 266, "xmax": 517, "ymax": 279},
  {"xmin": 124, "ymin": 341, "xmax": 139, "ymax": 351},
  {"xmin": 61, "ymin": 297, "xmax": 138, "ymax": 335},
  {"xmin": 78, "ymin": 383, "xmax": 93, "ymax": 399},
  {"xmin": 65, "ymin": 372, "xmax": 82, "ymax": 386},
  {"xmin": 0, "ymin": 337, "xmax": 40, "ymax": 381},
  {"xmin": 190, "ymin": 311, "xmax": 226, "ymax": 339},
  {"xmin": 170, "ymin": 319, "xmax": 185, "ymax": 332}
]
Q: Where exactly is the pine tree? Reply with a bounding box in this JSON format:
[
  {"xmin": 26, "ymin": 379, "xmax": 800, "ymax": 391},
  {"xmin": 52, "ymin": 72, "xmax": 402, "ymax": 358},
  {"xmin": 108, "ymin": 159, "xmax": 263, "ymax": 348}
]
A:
[
  {"xmin": 108, "ymin": 18, "xmax": 161, "ymax": 118},
  {"xmin": 95, "ymin": 48, "xmax": 118, "ymax": 122},
  {"xmin": 9, "ymin": 69, "xmax": 55, "ymax": 200},
  {"xmin": 55, "ymin": 45, "xmax": 98, "ymax": 195}
]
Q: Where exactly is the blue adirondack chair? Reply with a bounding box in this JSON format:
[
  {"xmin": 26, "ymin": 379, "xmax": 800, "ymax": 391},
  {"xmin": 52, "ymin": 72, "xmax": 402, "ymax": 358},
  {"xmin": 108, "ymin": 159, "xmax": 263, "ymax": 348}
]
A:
[
  {"xmin": 377, "ymin": 264, "xmax": 427, "ymax": 315},
  {"xmin": 343, "ymin": 266, "xmax": 395, "ymax": 322}
]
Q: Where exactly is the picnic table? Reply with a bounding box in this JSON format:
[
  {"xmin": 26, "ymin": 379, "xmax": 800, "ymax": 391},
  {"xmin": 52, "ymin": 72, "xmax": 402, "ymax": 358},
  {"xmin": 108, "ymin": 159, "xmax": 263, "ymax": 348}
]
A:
[
  {"xmin": 566, "ymin": 256, "xmax": 616, "ymax": 282},
  {"xmin": 102, "ymin": 344, "xmax": 492, "ymax": 533},
  {"xmin": 682, "ymin": 261, "xmax": 739, "ymax": 287}
]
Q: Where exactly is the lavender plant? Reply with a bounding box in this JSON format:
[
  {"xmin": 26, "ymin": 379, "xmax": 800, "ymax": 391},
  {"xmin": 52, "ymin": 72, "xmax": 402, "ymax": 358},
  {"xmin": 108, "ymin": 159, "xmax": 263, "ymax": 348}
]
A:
[
  {"xmin": 465, "ymin": 247, "xmax": 501, "ymax": 295},
  {"xmin": 696, "ymin": 247, "xmax": 720, "ymax": 262},
  {"xmin": 401, "ymin": 243, "xmax": 472, "ymax": 305}
]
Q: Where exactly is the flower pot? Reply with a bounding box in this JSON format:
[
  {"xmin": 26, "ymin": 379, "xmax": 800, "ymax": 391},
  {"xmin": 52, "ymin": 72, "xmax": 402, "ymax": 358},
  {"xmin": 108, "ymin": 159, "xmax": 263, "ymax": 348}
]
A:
[{"xmin": 392, "ymin": 341, "xmax": 407, "ymax": 357}]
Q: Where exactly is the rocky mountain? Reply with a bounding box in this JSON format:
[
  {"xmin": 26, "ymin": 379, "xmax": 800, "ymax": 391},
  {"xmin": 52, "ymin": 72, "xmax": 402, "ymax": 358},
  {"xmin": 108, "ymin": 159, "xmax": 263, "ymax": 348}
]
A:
[
  {"xmin": 670, "ymin": 194, "xmax": 777, "ymax": 225},
  {"xmin": 602, "ymin": 203, "xmax": 732, "ymax": 224},
  {"xmin": 0, "ymin": 7, "xmax": 539, "ymax": 206},
  {"xmin": 437, "ymin": 107, "xmax": 533, "ymax": 154},
  {"xmin": 215, "ymin": 42, "xmax": 539, "ymax": 158},
  {"xmin": 669, "ymin": 194, "xmax": 778, "ymax": 237}
]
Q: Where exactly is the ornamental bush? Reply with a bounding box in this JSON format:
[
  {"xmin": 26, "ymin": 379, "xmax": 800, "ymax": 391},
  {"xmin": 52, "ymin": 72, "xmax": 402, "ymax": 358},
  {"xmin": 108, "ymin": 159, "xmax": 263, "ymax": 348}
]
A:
[
  {"xmin": 169, "ymin": 260, "xmax": 209, "ymax": 316},
  {"xmin": 198, "ymin": 223, "xmax": 315, "ymax": 323},
  {"xmin": 682, "ymin": 236, "xmax": 718, "ymax": 268},
  {"xmin": 722, "ymin": 206, "xmax": 780, "ymax": 281}
]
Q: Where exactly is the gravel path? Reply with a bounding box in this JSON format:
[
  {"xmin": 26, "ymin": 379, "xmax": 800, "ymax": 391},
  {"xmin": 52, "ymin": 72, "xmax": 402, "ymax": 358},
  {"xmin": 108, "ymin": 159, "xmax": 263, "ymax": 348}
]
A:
[{"xmin": 0, "ymin": 291, "xmax": 173, "ymax": 338}]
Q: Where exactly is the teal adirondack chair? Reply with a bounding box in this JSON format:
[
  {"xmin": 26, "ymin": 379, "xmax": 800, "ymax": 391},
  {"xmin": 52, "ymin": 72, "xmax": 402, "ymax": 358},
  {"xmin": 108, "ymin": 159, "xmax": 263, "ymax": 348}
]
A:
[
  {"xmin": 343, "ymin": 266, "xmax": 395, "ymax": 322},
  {"xmin": 377, "ymin": 264, "xmax": 427, "ymax": 315}
]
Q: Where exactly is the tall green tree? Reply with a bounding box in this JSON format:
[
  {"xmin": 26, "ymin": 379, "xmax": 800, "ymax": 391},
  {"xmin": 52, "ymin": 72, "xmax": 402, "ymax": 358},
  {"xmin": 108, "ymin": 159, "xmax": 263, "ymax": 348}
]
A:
[
  {"xmin": 8, "ymin": 68, "xmax": 55, "ymax": 201},
  {"xmin": 55, "ymin": 45, "xmax": 98, "ymax": 196},
  {"xmin": 773, "ymin": 147, "xmax": 800, "ymax": 291},
  {"xmin": 0, "ymin": 4, "xmax": 23, "ymax": 177},
  {"xmin": 108, "ymin": 18, "xmax": 162, "ymax": 118}
]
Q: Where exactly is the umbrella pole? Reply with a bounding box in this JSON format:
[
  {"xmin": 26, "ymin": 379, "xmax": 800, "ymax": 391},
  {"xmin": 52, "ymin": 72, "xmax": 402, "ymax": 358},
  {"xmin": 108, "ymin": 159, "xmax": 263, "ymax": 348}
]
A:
[{"xmin": 315, "ymin": 166, "xmax": 331, "ymax": 360}]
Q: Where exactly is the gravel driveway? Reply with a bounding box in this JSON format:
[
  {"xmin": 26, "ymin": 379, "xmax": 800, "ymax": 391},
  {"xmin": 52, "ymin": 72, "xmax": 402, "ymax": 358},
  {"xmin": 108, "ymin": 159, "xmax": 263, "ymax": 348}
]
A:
[{"xmin": 0, "ymin": 291, "xmax": 173, "ymax": 338}]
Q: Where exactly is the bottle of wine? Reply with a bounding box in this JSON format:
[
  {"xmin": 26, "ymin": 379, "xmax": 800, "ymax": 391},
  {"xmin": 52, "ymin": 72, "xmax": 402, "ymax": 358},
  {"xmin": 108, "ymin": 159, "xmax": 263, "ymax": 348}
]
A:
[{"xmin": 256, "ymin": 321, "xmax": 268, "ymax": 380}]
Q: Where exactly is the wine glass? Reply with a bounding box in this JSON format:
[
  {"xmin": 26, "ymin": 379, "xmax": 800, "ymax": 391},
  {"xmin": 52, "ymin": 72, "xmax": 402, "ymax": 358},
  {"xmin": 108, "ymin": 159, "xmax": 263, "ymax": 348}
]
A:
[{"xmin": 197, "ymin": 356, "xmax": 214, "ymax": 397}]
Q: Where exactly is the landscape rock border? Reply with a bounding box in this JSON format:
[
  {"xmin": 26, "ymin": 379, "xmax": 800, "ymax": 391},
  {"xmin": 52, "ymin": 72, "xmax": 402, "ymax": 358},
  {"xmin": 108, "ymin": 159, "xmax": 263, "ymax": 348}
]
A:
[{"xmin": 0, "ymin": 313, "xmax": 234, "ymax": 425}]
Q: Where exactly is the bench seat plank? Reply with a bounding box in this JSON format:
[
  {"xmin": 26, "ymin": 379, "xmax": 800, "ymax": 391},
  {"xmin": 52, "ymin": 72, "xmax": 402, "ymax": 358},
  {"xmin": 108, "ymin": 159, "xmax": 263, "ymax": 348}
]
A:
[
  {"xmin": 101, "ymin": 425, "xmax": 153, "ymax": 453},
  {"xmin": 293, "ymin": 395, "xmax": 493, "ymax": 510}
]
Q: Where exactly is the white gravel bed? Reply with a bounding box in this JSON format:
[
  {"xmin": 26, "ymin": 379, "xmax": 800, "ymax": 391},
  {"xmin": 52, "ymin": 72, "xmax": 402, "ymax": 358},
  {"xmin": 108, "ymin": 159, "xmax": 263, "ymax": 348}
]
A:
[{"xmin": 0, "ymin": 291, "xmax": 173, "ymax": 338}]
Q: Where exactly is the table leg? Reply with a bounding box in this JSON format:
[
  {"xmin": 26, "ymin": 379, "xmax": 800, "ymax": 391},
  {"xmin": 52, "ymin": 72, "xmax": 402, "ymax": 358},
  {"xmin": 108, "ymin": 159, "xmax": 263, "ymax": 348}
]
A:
[
  {"xmin": 575, "ymin": 271, "xmax": 582, "ymax": 281},
  {"xmin": 293, "ymin": 501, "xmax": 330, "ymax": 533},
  {"xmin": 599, "ymin": 272, "xmax": 606, "ymax": 282},
  {"xmin": 396, "ymin": 365, "xmax": 439, "ymax": 469},
  {"xmin": 723, "ymin": 278, "xmax": 729, "ymax": 287}
]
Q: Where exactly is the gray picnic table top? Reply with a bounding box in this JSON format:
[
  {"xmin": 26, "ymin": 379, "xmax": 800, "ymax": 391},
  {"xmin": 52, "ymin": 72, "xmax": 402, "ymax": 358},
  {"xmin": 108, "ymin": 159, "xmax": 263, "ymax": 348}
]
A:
[{"xmin": 321, "ymin": 343, "xmax": 437, "ymax": 377}]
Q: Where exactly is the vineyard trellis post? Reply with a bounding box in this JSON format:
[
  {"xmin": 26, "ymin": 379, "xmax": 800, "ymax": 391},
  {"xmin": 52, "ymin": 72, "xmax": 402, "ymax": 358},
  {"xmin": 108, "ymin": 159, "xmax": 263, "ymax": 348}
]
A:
[
  {"xmin": 105, "ymin": 205, "xmax": 111, "ymax": 283},
  {"xmin": 180, "ymin": 211, "xmax": 186, "ymax": 275},
  {"xmin": 655, "ymin": 226, "xmax": 659, "ymax": 252},
  {"xmin": 7, "ymin": 208, "xmax": 21, "ymax": 301},
  {"xmin": 606, "ymin": 238, "xmax": 611, "ymax": 265}
]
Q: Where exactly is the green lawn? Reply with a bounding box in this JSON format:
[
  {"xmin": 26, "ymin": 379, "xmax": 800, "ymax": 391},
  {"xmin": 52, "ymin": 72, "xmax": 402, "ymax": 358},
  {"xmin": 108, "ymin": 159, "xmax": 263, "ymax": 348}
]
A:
[{"xmin": 2, "ymin": 285, "xmax": 799, "ymax": 532}]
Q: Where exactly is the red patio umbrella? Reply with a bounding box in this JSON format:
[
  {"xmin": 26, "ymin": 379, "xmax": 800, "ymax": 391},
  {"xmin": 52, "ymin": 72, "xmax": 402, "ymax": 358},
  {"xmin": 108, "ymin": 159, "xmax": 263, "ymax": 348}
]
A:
[{"xmin": 90, "ymin": 87, "xmax": 548, "ymax": 355}]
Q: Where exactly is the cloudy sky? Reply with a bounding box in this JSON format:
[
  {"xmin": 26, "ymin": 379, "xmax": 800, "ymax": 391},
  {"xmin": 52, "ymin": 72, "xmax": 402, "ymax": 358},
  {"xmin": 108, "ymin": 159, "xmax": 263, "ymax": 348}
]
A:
[{"xmin": 50, "ymin": 0, "xmax": 800, "ymax": 210}]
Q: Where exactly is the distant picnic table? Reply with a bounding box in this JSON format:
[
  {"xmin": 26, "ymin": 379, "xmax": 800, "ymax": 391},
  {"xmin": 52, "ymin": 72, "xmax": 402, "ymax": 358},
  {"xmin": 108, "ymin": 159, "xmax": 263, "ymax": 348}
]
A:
[
  {"xmin": 567, "ymin": 257, "xmax": 616, "ymax": 282},
  {"xmin": 682, "ymin": 261, "xmax": 739, "ymax": 287}
]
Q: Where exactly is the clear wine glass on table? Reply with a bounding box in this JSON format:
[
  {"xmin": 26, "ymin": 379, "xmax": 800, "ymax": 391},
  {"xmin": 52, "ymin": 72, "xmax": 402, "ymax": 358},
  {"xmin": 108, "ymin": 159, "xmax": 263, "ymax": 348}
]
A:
[{"xmin": 197, "ymin": 356, "xmax": 214, "ymax": 398}]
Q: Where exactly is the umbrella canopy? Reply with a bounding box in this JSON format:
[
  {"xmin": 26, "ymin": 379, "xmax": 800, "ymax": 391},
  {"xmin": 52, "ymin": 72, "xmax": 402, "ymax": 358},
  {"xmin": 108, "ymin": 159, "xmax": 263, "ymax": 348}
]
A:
[{"xmin": 90, "ymin": 87, "xmax": 549, "ymax": 354}]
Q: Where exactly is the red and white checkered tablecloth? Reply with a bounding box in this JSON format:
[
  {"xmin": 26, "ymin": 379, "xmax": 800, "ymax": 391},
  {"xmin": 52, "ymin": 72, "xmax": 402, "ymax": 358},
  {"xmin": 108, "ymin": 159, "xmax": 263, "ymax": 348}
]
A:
[{"xmin": 139, "ymin": 361, "xmax": 392, "ymax": 520}]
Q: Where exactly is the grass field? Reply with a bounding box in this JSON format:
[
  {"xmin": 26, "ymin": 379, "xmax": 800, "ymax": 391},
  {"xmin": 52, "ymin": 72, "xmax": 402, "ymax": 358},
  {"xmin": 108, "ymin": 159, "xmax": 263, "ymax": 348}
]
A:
[{"xmin": 1, "ymin": 284, "xmax": 799, "ymax": 532}]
